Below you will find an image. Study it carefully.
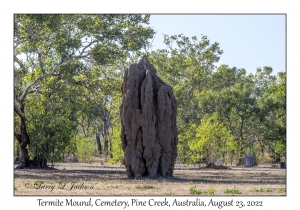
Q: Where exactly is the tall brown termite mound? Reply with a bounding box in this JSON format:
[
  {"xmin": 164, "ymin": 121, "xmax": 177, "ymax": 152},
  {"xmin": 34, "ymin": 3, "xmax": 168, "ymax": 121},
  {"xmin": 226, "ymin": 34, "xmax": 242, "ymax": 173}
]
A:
[{"xmin": 120, "ymin": 56, "xmax": 178, "ymax": 178}]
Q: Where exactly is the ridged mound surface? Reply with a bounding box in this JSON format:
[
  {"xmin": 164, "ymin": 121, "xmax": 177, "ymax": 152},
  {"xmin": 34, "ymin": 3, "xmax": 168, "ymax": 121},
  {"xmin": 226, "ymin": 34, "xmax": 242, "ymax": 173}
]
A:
[{"xmin": 120, "ymin": 56, "xmax": 178, "ymax": 178}]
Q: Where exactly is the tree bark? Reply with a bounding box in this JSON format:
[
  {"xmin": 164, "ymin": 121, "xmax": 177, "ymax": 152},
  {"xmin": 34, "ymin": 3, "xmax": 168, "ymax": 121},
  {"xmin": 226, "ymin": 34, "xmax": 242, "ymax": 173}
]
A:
[
  {"xmin": 95, "ymin": 133, "xmax": 102, "ymax": 154},
  {"xmin": 102, "ymin": 115, "xmax": 110, "ymax": 155},
  {"xmin": 14, "ymin": 102, "xmax": 30, "ymax": 167}
]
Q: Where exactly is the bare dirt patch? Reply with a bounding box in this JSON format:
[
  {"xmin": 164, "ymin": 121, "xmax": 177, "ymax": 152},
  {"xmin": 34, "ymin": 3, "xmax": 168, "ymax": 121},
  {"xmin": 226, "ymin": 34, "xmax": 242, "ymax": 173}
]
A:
[{"xmin": 14, "ymin": 158, "xmax": 286, "ymax": 196}]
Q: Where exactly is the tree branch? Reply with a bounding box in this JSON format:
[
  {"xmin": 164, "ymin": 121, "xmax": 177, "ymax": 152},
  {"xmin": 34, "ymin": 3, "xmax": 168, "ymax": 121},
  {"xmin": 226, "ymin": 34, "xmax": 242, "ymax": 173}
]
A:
[
  {"xmin": 14, "ymin": 102, "xmax": 26, "ymax": 119},
  {"xmin": 14, "ymin": 55, "xmax": 26, "ymax": 70},
  {"xmin": 14, "ymin": 40, "xmax": 21, "ymax": 49},
  {"xmin": 78, "ymin": 40, "xmax": 98, "ymax": 58},
  {"xmin": 19, "ymin": 40, "xmax": 97, "ymax": 103},
  {"xmin": 19, "ymin": 59, "xmax": 64, "ymax": 102}
]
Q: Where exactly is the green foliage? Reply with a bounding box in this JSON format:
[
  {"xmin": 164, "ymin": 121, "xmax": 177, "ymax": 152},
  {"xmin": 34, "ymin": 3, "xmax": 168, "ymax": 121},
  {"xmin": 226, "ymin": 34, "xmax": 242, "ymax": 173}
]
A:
[
  {"xmin": 257, "ymin": 71, "xmax": 286, "ymax": 161},
  {"xmin": 199, "ymin": 67, "xmax": 259, "ymax": 155},
  {"xmin": 164, "ymin": 192, "xmax": 174, "ymax": 195},
  {"xmin": 189, "ymin": 113, "xmax": 236, "ymax": 164},
  {"xmin": 189, "ymin": 186, "xmax": 202, "ymax": 195},
  {"xmin": 26, "ymin": 90, "xmax": 78, "ymax": 164},
  {"xmin": 178, "ymin": 123, "xmax": 197, "ymax": 164},
  {"xmin": 57, "ymin": 180, "xmax": 66, "ymax": 185},
  {"xmin": 189, "ymin": 186, "xmax": 216, "ymax": 195},
  {"xmin": 14, "ymin": 14, "xmax": 154, "ymax": 165},
  {"xmin": 105, "ymin": 185, "xmax": 121, "ymax": 189},
  {"xmin": 278, "ymin": 188, "xmax": 286, "ymax": 193},
  {"xmin": 135, "ymin": 185, "xmax": 155, "ymax": 189},
  {"xmin": 224, "ymin": 186, "xmax": 241, "ymax": 195},
  {"xmin": 251, "ymin": 188, "xmax": 272, "ymax": 193},
  {"xmin": 75, "ymin": 136, "xmax": 97, "ymax": 163},
  {"xmin": 147, "ymin": 34, "xmax": 224, "ymax": 162},
  {"xmin": 152, "ymin": 45, "xmax": 286, "ymax": 163},
  {"xmin": 108, "ymin": 123, "xmax": 124, "ymax": 164}
]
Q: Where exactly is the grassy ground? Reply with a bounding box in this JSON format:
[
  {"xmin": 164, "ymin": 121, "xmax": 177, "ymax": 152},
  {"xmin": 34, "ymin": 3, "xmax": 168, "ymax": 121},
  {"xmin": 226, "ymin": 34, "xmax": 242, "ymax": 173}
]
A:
[{"xmin": 14, "ymin": 159, "xmax": 286, "ymax": 196}]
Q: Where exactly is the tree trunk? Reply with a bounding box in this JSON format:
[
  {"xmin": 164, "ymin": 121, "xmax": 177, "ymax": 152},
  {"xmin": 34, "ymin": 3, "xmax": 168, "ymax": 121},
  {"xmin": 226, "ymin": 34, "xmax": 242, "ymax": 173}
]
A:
[
  {"xmin": 102, "ymin": 116, "xmax": 109, "ymax": 155},
  {"xmin": 95, "ymin": 133, "xmax": 102, "ymax": 154},
  {"xmin": 14, "ymin": 103, "xmax": 30, "ymax": 167}
]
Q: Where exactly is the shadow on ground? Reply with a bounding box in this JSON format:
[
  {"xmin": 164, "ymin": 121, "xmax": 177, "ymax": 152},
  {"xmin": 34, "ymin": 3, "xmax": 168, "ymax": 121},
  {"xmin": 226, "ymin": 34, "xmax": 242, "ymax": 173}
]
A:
[{"xmin": 14, "ymin": 163, "xmax": 286, "ymax": 185}]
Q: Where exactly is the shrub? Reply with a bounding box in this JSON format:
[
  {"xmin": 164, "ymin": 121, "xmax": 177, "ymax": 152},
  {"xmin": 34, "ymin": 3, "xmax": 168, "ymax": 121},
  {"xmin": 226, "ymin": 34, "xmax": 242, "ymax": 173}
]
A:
[
  {"xmin": 76, "ymin": 136, "xmax": 97, "ymax": 163},
  {"xmin": 108, "ymin": 124, "xmax": 124, "ymax": 165},
  {"xmin": 224, "ymin": 186, "xmax": 241, "ymax": 195},
  {"xmin": 251, "ymin": 188, "xmax": 272, "ymax": 193},
  {"xmin": 189, "ymin": 186, "xmax": 216, "ymax": 195}
]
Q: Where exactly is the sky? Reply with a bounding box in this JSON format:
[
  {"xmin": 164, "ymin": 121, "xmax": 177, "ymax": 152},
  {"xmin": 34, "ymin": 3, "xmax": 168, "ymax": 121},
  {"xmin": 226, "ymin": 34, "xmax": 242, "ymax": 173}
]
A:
[{"xmin": 147, "ymin": 15, "xmax": 286, "ymax": 76}]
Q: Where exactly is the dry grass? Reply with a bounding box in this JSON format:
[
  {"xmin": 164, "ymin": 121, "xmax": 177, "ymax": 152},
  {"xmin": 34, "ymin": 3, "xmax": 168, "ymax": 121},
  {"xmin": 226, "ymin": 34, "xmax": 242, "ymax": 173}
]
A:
[{"xmin": 14, "ymin": 158, "xmax": 286, "ymax": 196}]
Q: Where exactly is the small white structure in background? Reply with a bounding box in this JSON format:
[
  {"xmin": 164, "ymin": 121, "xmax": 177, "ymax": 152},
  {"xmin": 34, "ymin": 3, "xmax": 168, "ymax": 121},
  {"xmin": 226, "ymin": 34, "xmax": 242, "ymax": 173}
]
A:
[
  {"xmin": 216, "ymin": 158, "xmax": 223, "ymax": 165},
  {"xmin": 245, "ymin": 153, "xmax": 253, "ymax": 166}
]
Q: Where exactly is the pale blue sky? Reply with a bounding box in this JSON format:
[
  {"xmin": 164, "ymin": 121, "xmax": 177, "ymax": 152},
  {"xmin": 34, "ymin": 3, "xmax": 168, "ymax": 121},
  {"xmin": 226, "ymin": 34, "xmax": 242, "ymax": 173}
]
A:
[{"xmin": 148, "ymin": 14, "xmax": 286, "ymax": 76}]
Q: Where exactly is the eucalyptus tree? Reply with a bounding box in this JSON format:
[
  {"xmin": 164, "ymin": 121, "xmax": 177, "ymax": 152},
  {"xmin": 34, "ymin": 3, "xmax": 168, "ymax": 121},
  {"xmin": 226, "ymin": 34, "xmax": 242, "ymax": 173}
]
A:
[
  {"xmin": 256, "ymin": 71, "xmax": 286, "ymax": 161},
  {"xmin": 147, "ymin": 34, "xmax": 223, "ymax": 162},
  {"xmin": 73, "ymin": 63, "xmax": 124, "ymax": 155},
  {"xmin": 198, "ymin": 65, "xmax": 286, "ymax": 161},
  {"xmin": 14, "ymin": 14, "xmax": 154, "ymax": 166},
  {"xmin": 199, "ymin": 65, "xmax": 259, "ymax": 156}
]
